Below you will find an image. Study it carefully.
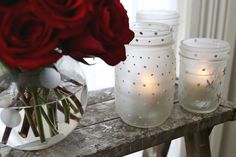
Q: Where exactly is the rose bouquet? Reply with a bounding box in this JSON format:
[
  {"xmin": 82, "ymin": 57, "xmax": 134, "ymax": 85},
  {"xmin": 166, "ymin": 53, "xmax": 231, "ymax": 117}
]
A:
[{"xmin": 0, "ymin": 0, "xmax": 134, "ymax": 150}]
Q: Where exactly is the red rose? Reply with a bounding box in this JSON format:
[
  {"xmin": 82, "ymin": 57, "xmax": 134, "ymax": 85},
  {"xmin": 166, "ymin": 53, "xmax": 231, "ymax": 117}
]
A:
[
  {"xmin": 0, "ymin": 6, "xmax": 62, "ymax": 70},
  {"xmin": 63, "ymin": 0, "xmax": 134, "ymax": 66},
  {"xmin": 91, "ymin": 0, "xmax": 134, "ymax": 46},
  {"xmin": 29, "ymin": 0, "xmax": 92, "ymax": 37},
  {"xmin": 0, "ymin": 0, "xmax": 25, "ymax": 11}
]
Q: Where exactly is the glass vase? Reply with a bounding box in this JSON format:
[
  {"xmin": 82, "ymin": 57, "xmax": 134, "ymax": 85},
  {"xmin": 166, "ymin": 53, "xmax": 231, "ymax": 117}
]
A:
[
  {"xmin": 115, "ymin": 22, "xmax": 175, "ymax": 128},
  {"xmin": 0, "ymin": 56, "xmax": 87, "ymax": 150},
  {"xmin": 179, "ymin": 38, "xmax": 230, "ymax": 113}
]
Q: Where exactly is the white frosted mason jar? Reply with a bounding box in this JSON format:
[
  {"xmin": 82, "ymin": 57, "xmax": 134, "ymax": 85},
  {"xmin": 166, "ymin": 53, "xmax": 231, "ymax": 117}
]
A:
[
  {"xmin": 179, "ymin": 38, "xmax": 230, "ymax": 113},
  {"xmin": 115, "ymin": 22, "xmax": 176, "ymax": 128}
]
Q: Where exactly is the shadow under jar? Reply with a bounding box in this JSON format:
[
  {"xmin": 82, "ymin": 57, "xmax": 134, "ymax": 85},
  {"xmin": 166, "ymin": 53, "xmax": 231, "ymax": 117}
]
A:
[
  {"xmin": 179, "ymin": 38, "xmax": 230, "ymax": 113},
  {"xmin": 115, "ymin": 22, "xmax": 176, "ymax": 128}
]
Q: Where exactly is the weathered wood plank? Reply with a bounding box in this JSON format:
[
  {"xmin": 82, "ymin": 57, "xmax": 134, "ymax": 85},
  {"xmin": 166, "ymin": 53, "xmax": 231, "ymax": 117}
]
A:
[
  {"xmin": 87, "ymin": 88, "xmax": 114, "ymax": 106},
  {"xmin": 1, "ymin": 99, "xmax": 235, "ymax": 157},
  {"xmin": 219, "ymin": 101, "xmax": 236, "ymax": 120},
  {"xmin": 78, "ymin": 100, "xmax": 119, "ymax": 128}
]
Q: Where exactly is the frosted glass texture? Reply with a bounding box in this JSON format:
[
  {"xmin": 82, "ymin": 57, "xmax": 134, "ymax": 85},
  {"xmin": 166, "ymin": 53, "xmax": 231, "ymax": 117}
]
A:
[
  {"xmin": 179, "ymin": 38, "xmax": 230, "ymax": 113},
  {"xmin": 115, "ymin": 22, "xmax": 176, "ymax": 128},
  {"xmin": 136, "ymin": 10, "xmax": 179, "ymax": 50}
]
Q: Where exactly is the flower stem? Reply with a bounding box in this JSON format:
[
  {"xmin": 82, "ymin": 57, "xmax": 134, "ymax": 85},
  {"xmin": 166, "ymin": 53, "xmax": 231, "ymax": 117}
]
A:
[
  {"xmin": 66, "ymin": 99, "xmax": 79, "ymax": 113},
  {"xmin": 39, "ymin": 89, "xmax": 58, "ymax": 136},
  {"xmin": 32, "ymin": 89, "xmax": 45, "ymax": 143},
  {"xmin": 57, "ymin": 104, "xmax": 81, "ymax": 122},
  {"xmin": 20, "ymin": 94, "xmax": 39, "ymax": 137},
  {"xmin": 46, "ymin": 104, "xmax": 57, "ymax": 136},
  {"xmin": 38, "ymin": 94, "xmax": 59, "ymax": 133},
  {"xmin": 40, "ymin": 106, "xmax": 58, "ymax": 135},
  {"xmin": 57, "ymin": 86, "xmax": 84, "ymax": 114},
  {"xmin": 1, "ymin": 127, "xmax": 12, "ymax": 144},
  {"xmin": 18, "ymin": 114, "xmax": 30, "ymax": 138},
  {"xmin": 54, "ymin": 89, "xmax": 70, "ymax": 123}
]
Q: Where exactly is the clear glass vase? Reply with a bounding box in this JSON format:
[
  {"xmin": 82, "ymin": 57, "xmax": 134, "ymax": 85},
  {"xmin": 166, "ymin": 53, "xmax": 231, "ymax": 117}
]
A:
[{"xmin": 0, "ymin": 56, "xmax": 87, "ymax": 150}]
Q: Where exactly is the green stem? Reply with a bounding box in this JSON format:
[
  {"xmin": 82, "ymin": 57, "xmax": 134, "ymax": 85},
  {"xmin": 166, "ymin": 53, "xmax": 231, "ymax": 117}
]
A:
[
  {"xmin": 56, "ymin": 88, "xmax": 79, "ymax": 113},
  {"xmin": 20, "ymin": 93, "xmax": 39, "ymax": 137},
  {"xmin": 52, "ymin": 103, "xmax": 58, "ymax": 130},
  {"xmin": 32, "ymin": 89, "xmax": 46, "ymax": 143},
  {"xmin": 66, "ymin": 98, "xmax": 78, "ymax": 113},
  {"xmin": 40, "ymin": 89, "xmax": 57, "ymax": 137},
  {"xmin": 46, "ymin": 104, "xmax": 56, "ymax": 136},
  {"xmin": 38, "ymin": 95, "xmax": 58, "ymax": 131},
  {"xmin": 57, "ymin": 87, "xmax": 84, "ymax": 114},
  {"xmin": 62, "ymin": 100, "xmax": 70, "ymax": 123},
  {"xmin": 57, "ymin": 104, "xmax": 81, "ymax": 122},
  {"xmin": 40, "ymin": 106, "xmax": 58, "ymax": 135},
  {"xmin": 54, "ymin": 89, "xmax": 70, "ymax": 124}
]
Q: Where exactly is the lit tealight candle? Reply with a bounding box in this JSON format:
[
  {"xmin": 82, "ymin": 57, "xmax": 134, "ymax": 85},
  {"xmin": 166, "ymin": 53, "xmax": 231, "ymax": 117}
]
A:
[
  {"xmin": 180, "ymin": 65, "xmax": 218, "ymax": 113},
  {"xmin": 139, "ymin": 75, "xmax": 160, "ymax": 97},
  {"xmin": 192, "ymin": 66, "xmax": 213, "ymax": 86}
]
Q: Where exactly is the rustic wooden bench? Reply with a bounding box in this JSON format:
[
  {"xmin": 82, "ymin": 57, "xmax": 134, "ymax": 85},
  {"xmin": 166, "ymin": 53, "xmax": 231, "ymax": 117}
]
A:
[{"xmin": 1, "ymin": 87, "xmax": 236, "ymax": 157}]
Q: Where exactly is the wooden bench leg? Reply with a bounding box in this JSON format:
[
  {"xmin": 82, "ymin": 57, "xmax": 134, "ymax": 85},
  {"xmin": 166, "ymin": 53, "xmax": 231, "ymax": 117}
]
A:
[
  {"xmin": 142, "ymin": 141, "xmax": 171, "ymax": 157},
  {"xmin": 184, "ymin": 128, "xmax": 213, "ymax": 157}
]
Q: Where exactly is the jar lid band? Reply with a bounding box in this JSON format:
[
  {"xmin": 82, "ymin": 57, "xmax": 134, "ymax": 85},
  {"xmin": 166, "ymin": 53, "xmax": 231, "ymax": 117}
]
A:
[
  {"xmin": 179, "ymin": 50, "xmax": 229, "ymax": 60},
  {"xmin": 179, "ymin": 38, "xmax": 230, "ymax": 60},
  {"xmin": 131, "ymin": 22, "xmax": 171, "ymax": 32},
  {"xmin": 132, "ymin": 28, "xmax": 171, "ymax": 37},
  {"xmin": 130, "ymin": 35, "xmax": 173, "ymax": 46},
  {"xmin": 136, "ymin": 10, "xmax": 180, "ymax": 21},
  {"xmin": 129, "ymin": 22, "xmax": 173, "ymax": 46}
]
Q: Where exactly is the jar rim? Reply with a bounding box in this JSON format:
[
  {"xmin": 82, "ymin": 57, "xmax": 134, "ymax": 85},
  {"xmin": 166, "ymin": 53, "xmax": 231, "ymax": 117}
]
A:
[
  {"xmin": 131, "ymin": 22, "xmax": 171, "ymax": 32},
  {"xmin": 180, "ymin": 38, "xmax": 230, "ymax": 54},
  {"xmin": 136, "ymin": 10, "xmax": 179, "ymax": 20},
  {"xmin": 179, "ymin": 38, "xmax": 230, "ymax": 61},
  {"xmin": 129, "ymin": 22, "xmax": 173, "ymax": 46},
  {"xmin": 131, "ymin": 22, "xmax": 172, "ymax": 38}
]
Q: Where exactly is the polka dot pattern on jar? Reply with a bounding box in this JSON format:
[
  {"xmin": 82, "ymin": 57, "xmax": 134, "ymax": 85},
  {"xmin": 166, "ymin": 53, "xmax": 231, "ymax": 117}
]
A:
[
  {"xmin": 115, "ymin": 47, "xmax": 175, "ymax": 97},
  {"xmin": 180, "ymin": 38, "xmax": 230, "ymax": 60},
  {"xmin": 115, "ymin": 22, "xmax": 176, "ymax": 128}
]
